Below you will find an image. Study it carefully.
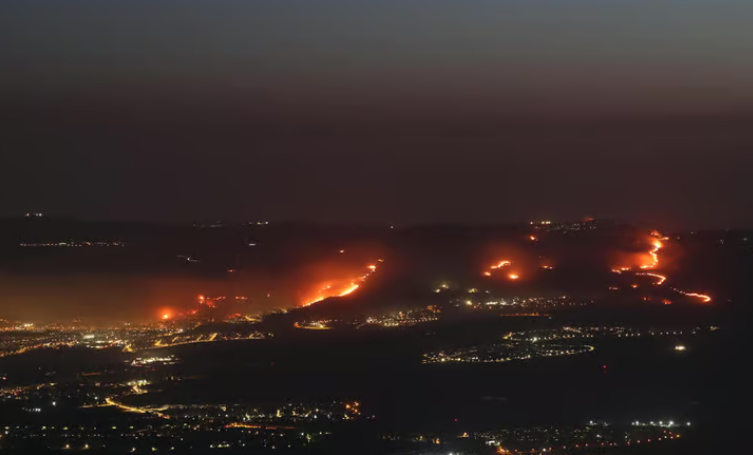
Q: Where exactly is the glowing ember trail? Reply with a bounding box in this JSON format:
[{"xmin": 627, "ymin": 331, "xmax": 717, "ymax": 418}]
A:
[
  {"xmin": 636, "ymin": 272, "xmax": 667, "ymax": 285},
  {"xmin": 483, "ymin": 260, "xmax": 521, "ymax": 281},
  {"xmin": 615, "ymin": 230, "xmax": 711, "ymax": 304},
  {"xmin": 484, "ymin": 260, "xmax": 511, "ymax": 277},
  {"xmin": 674, "ymin": 290, "xmax": 712, "ymax": 303},
  {"xmin": 302, "ymin": 263, "xmax": 378, "ymax": 307},
  {"xmin": 641, "ymin": 238, "xmax": 664, "ymax": 269}
]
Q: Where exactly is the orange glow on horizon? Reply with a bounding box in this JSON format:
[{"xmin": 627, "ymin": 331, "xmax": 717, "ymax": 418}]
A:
[{"xmin": 508, "ymin": 273, "xmax": 520, "ymax": 280}]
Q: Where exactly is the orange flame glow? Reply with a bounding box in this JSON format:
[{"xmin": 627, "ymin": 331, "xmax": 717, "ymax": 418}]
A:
[
  {"xmin": 677, "ymin": 291, "xmax": 712, "ymax": 303},
  {"xmin": 616, "ymin": 231, "xmax": 712, "ymax": 304},
  {"xmin": 484, "ymin": 260, "xmax": 512, "ymax": 277},
  {"xmin": 636, "ymin": 272, "xmax": 667, "ymax": 285},
  {"xmin": 302, "ymin": 263, "xmax": 378, "ymax": 307}
]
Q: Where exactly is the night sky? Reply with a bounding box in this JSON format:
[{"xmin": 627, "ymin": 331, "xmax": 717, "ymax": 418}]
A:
[{"xmin": 3, "ymin": 1, "xmax": 753, "ymax": 228}]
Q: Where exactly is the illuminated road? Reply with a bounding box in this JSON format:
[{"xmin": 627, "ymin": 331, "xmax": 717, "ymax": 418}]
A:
[
  {"xmin": 104, "ymin": 397, "xmax": 170, "ymax": 419},
  {"xmin": 148, "ymin": 332, "xmax": 263, "ymax": 350},
  {"xmin": 293, "ymin": 322, "xmax": 333, "ymax": 330},
  {"xmin": 0, "ymin": 341, "xmax": 76, "ymax": 359}
]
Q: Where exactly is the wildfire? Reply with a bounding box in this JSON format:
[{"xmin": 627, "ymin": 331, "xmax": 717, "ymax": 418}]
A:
[
  {"xmin": 483, "ymin": 260, "xmax": 521, "ymax": 281},
  {"xmin": 491, "ymin": 261, "xmax": 512, "ymax": 269},
  {"xmin": 338, "ymin": 283, "xmax": 361, "ymax": 296},
  {"xmin": 615, "ymin": 231, "xmax": 711, "ymax": 304},
  {"xmin": 195, "ymin": 295, "xmax": 225, "ymax": 309},
  {"xmin": 484, "ymin": 260, "xmax": 512, "ymax": 277},
  {"xmin": 642, "ymin": 239, "xmax": 663, "ymax": 269},
  {"xmin": 675, "ymin": 290, "xmax": 712, "ymax": 303},
  {"xmin": 636, "ymin": 272, "xmax": 667, "ymax": 285},
  {"xmin": 648, "ymin": 231, "xmax": 711, "ymax": 303},
  {"xmin": 302, "ymin": 263, "xmax": 378, "ymax": 307}
]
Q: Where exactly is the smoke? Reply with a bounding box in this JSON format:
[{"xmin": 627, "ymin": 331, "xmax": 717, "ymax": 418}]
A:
[{"xmin": 0, "ymin": 271, "xmax": 288, "ymax": 324}]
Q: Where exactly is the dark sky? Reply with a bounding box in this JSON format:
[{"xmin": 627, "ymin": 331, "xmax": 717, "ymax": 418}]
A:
[{"xmin": 2, "ymin": 1, "xmax": 753, "ymax": 229}]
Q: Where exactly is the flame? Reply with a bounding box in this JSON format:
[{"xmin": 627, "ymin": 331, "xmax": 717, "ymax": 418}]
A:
[
  {"xmin": 648, "ymin": 231, "xmax": 711, "ymax": 303},
  {"xmin": 196, "ymin": 296, "xmax": 224, "ymax": 309},
  {"xmin": 484, "ymin": 260, "xmax": 521, "ymax": 281},
  {"xmin": 645, "ymin": 239, "xmax": 663, "ymax": 269},
  {"xmin": 617, "ymin": 231, "xmax": 711, "ymax": 304},
  {"xmin": 302, "ymin": 263, "xmax": 378, "ymax": 306},
  {"xmin": 676, "ymin": 290, "xmax": 712, "ymax": 303},
  {"xmin": 339, "ymin": 283, "xmax": 360, "ymax": 296},
  {"xmin": 636, "ymin": 272, "xmax": 667, "ymax": 285},
  {"xmin": 484, "ymin": 260, "xmax": 512, "ymax": 277}
]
